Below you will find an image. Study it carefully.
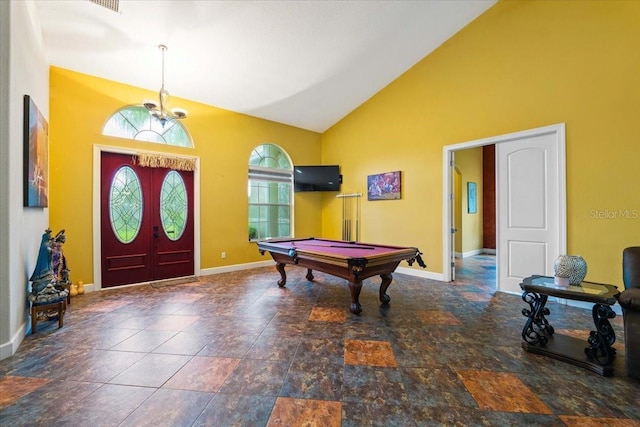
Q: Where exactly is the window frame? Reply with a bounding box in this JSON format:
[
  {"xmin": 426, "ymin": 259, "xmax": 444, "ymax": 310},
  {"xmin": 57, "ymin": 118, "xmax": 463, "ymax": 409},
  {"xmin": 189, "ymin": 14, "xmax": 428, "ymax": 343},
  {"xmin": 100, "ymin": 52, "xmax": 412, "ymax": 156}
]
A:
[
  {"xmin": 248, "ymin": 145, "xmax": 294, "ymax": 241},
  {"xmin": 102, "ymin": 105, "xmax": 193, "ymax": 148}
]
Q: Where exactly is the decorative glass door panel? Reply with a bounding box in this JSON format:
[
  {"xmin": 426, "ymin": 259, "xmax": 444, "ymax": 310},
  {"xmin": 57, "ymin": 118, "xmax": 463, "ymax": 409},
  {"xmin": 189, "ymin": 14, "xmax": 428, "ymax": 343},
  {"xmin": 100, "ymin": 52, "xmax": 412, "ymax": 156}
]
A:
[
  {"xmin": 109, "ymin": 166, "xmax": 144, "ymax": 244},
  {"xmin": 160, "ymin": 170, "xmax": 187, "ymax": 241}
]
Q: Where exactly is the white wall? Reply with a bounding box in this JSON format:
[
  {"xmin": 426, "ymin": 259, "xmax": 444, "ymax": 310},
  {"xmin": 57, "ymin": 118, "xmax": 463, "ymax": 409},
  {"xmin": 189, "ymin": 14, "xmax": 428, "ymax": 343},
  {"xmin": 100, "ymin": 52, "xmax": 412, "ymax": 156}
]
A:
[
  {"xmin": 0, "ymin": 0, "xmax": 50, "ymax": 360},
  {"xmin": 0, "ymin": 0, "xmax": 11, "ymax": 357}
]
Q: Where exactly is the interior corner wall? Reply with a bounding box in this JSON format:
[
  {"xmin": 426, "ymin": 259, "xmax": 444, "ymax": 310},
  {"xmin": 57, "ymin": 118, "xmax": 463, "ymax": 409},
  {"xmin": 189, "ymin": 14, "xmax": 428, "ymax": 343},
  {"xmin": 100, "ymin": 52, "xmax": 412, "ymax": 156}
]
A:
[
  {"xmin": 320, "ymin": 0, "xmax": 640, "ymax": 285},
  {"xmin": 0, "ymin": 1, "xmax": 50, "ymax": 361},
  {"xmin": 0, "ymin": 0, "xmax": 12, "ymax": 359}
]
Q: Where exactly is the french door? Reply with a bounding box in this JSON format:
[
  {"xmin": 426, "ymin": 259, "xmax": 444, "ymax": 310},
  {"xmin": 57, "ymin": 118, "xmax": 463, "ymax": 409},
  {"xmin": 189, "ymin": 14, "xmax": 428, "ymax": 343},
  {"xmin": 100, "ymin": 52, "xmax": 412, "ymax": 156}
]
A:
[{"xmin": 100, "ymin": 152, "xmax": 194, "ymax": 287}]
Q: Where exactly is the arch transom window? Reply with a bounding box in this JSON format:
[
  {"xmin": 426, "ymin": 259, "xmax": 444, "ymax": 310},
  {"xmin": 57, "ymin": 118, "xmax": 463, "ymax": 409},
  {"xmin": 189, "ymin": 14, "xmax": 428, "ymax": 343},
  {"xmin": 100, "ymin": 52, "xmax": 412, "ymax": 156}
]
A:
[
  {"xmin": 103, "ymin": 105, "xmax": 193, "ymax": 147},
  {"xmin": 248, "ymin": 144, "xmax": 293, "ymax": 240}
]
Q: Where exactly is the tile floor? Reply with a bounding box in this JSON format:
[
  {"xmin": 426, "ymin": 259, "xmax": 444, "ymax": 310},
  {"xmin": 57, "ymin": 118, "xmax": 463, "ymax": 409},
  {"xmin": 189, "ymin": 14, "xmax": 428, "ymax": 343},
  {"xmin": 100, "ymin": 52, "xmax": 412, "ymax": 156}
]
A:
[{"xmin": 1, "ymin": 255, "xmax": 639, "ymax": 426}]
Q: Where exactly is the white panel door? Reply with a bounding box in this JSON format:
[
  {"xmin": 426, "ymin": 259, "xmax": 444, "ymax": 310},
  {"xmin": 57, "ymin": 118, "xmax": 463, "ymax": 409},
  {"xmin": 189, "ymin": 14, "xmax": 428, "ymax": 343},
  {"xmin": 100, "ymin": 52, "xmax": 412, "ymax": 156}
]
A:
[{"xmin": 497, "ymin": 128, "xmax": 565, "ymax": 293}]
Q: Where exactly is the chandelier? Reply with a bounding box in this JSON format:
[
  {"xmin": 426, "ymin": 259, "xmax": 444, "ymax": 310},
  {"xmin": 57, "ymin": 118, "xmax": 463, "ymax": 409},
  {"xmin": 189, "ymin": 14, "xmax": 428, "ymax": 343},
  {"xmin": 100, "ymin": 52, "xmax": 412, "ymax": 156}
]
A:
[{"xmin": 143, "ymin": 44, "xmax": 187, "ymax": 127}]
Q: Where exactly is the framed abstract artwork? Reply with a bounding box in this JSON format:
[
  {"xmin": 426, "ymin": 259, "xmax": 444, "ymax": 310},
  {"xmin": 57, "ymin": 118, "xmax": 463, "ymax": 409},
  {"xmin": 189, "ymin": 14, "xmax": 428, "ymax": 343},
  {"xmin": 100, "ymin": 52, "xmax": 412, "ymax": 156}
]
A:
[
  {"xmin": 467, "ymin": 181, "xmax": 477, "ymax": 214},
  {"xmin": 23, "ymin": 95, "xmax": 49, "ymax": 207},
  {"xmin": 367, "ymin": 171, "xmax": 401, "ymax": 201}
]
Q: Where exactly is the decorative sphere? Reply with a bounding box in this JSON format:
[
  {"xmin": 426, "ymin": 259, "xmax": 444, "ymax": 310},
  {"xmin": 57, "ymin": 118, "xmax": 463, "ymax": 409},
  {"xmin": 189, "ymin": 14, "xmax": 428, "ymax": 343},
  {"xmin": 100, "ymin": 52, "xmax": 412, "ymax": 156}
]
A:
[{"xmin": 554, "ymin": 255, "xmax": 587, "ymax": 285}]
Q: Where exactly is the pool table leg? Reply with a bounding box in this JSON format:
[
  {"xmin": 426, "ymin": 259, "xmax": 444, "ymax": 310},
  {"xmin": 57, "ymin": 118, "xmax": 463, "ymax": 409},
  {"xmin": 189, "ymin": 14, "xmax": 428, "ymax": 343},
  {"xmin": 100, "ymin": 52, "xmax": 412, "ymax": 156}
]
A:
[
  {"xmin": 379, "ymin": 273, "xmax": 392, "ymax": 305},
  {"xmin": 275, "ymin": 262, "xmax": 287, "ymax": 287},
  {"xmin": 348, "ymin": 280, "xmax": 363, "ymax": 314}
]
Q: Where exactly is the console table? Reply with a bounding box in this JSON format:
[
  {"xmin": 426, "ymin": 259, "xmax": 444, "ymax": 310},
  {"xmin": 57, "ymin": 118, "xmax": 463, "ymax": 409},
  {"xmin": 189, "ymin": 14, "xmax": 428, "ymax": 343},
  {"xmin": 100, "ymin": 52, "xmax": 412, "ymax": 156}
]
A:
[{"xmin": 520, "ymin": 275, "xmax": 620, "ymax": 376}]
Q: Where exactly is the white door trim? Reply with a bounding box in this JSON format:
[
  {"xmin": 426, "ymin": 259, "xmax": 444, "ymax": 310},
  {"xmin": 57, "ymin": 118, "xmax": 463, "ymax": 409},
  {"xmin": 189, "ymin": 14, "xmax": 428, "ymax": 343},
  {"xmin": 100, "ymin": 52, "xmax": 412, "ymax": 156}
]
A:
[
  {"xmin": 442, "ymin": 123, "xmax": 567, "ymax": 287},
  {"xmin": 92, "ymin": 145, "xmax": 201, "ymax": 291}
]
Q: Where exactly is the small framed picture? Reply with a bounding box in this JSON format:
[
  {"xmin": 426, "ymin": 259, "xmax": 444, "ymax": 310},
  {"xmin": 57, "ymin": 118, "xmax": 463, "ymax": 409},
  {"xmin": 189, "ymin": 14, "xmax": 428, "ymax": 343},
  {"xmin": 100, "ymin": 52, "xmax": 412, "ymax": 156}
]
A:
[
  {"xmin": 23, "ymin": 95, "xmax": 49, "ymax": 208},
  {"xmin": 367, "ymin": 171, "xmax": 401, "ymax": 201},
  {"xmin": 467, "ymin": 182, "xmax": 477, "ymax": 214}
]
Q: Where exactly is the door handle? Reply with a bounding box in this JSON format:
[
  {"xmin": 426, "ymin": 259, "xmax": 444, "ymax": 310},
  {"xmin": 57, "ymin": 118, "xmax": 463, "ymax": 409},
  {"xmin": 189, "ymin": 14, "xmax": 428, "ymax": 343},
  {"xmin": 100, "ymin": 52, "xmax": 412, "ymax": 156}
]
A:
[{"xmin": 153, "ymin": 226, "xmax": 159, "ymax": 238}]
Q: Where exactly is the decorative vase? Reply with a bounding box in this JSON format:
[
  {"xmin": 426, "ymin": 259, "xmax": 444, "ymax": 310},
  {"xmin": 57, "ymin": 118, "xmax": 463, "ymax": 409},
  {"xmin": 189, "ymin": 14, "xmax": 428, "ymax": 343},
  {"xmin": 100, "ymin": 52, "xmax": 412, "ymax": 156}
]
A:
[
  {"xmin": 554, "ymin": 255, "xmax": 587, "ymax": 285},
  {"xmin": 77, "ymin": 281, "xmax": 85, "ymax": 295},
  {"xmin": 69, "ymin": 283, "xmax": 78, "ymax": 297}
]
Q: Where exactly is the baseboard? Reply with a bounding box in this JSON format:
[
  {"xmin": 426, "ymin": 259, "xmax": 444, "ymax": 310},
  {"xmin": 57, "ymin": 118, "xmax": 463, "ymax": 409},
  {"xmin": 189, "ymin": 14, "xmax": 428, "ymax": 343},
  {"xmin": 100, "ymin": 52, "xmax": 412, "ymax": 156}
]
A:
[
  {"xmin": 396, "ymin": 265, "xmax": 445, "ymax": 281},
  {"xmin": 0, "ymin": 338, "xmax": 14, "ymax": 360},
  {"xmin": 461, "ymin": 249, "xmax": 484, "ymax": 258},
  {"xmin": 199, "ymin": 260, "xmax": 274, "ymax": 276},
  {"xmin": 456, "ymin": 249, "xmax": 496, "ymax": 258},
  {"xmin": 0, "ymin": 321, "xmax": 27, "ymax": 361},
  {"xmin": 78, "ymin": 262, "xmax": 273, "ymax": 294}
]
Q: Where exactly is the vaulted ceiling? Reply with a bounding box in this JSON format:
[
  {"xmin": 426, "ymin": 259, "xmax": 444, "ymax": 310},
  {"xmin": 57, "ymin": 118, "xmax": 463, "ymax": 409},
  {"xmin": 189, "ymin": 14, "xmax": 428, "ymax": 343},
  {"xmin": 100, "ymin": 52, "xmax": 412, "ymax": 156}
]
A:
[{"xmin": 34, "ymin": 0, "xmax": 495, "ymax": 132}]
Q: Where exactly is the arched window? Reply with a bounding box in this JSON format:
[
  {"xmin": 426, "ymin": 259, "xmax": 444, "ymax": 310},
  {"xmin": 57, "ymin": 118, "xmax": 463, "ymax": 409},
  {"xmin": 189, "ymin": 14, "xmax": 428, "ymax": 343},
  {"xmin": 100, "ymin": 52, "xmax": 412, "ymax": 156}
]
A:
[
  {"xmin": 248, "ymin": 144, "xmax": 293, "ymax": 240},
  {"xmin": 103, "ymin": 105, "xmax": 193, "ymax": 147}
]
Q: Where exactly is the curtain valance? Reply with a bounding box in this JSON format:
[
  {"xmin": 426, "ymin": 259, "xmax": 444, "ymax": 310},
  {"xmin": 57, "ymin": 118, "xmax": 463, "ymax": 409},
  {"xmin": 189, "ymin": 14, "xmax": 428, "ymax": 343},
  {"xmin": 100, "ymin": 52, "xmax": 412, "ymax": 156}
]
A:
[{"xmin": 133, "ymin": 153, "xmax": 196, "ymax": 171}]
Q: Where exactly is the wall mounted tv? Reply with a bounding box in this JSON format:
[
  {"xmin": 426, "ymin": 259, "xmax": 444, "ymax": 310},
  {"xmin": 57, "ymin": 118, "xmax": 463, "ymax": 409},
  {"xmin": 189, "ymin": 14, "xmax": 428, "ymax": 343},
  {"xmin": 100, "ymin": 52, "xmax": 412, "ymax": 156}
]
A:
[{"xmin": 293, "ymin": 165, "xmax": 342, "ymax": 192}]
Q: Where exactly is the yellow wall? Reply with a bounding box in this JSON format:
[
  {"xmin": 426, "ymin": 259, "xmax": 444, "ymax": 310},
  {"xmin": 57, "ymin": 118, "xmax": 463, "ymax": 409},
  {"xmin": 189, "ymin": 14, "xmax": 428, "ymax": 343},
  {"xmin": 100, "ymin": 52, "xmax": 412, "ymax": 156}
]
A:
[
  {"xmin": 455, "ymin": 148, "xmax": 483, "ymax": 254},
  {"xmin": 49, "ymin": 67, "xmax": 322, "ymax": 285},
  {"xmin": 321, "ymin": 0, "xmax": 640, "ymax": 285}
]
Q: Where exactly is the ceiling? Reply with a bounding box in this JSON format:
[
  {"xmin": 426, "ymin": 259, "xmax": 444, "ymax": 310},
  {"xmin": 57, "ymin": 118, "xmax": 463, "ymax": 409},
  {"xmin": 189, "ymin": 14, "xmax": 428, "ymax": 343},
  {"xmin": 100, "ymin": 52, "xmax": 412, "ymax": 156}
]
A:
[{"xmin": 33, "ymin": 0, "xmax": 496, "ymax": 133}]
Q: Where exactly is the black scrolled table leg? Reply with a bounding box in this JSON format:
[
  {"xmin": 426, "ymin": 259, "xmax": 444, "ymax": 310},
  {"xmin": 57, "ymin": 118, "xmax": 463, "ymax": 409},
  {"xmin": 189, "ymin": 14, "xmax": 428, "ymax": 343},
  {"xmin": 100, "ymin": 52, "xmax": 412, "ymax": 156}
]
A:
[
  {"xmin": 585, "ymin": 303, "xmax": 617, "ymax": 365},
  {"xmin": 521, "ymin": 291, "xmax": 554, "ymax": 345}
]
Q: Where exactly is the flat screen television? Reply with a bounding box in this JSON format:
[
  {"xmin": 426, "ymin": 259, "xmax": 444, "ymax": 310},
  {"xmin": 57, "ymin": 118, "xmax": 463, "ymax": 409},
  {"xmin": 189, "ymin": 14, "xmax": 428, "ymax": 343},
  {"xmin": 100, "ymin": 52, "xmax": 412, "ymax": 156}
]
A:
[{"xmin": 293, "ymin": 165, "xmax": 341, "ymax": 192}]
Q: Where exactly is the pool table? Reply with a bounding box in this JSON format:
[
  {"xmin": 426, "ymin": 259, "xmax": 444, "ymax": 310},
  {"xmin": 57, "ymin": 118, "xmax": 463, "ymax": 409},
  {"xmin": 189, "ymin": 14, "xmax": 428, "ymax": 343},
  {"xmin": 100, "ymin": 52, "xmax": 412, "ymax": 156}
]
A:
[{"xmin": 257, "ymin": 237, "xmax": 425, "ymax": 314}]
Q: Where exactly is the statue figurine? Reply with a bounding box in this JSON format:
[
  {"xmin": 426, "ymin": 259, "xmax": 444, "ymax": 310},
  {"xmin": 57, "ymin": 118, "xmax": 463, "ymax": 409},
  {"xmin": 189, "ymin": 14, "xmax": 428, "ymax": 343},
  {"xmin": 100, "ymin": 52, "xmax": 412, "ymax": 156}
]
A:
[
  {"xmin": 51, "ymin": 229, "xmax": 70, "ymax": 286},
  {"xmin": 28, "ymin": 229, "xmax": 70, "ymax": 316},
  {"xmin": 29, "ymin": 229, "xmax": 55, "ymax": 295}
]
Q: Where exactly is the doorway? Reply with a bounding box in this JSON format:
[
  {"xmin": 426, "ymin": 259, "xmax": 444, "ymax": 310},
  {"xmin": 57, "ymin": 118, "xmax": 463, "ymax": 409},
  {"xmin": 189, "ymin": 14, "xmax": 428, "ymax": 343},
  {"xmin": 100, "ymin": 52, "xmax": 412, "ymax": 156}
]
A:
[
  {"xmin": 93, "ymin": 147, "xmax": 201, "ymax": 290},
  {"xmin": 443, "ymin": 124, "xmax": 567, "ymax": 293},
  {"xmin": 451, "ymin": 152, "xmax": 494, "ymax": 285}
]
